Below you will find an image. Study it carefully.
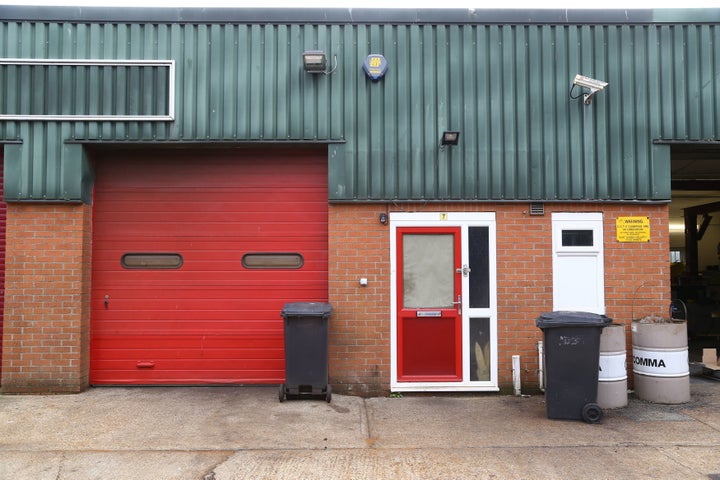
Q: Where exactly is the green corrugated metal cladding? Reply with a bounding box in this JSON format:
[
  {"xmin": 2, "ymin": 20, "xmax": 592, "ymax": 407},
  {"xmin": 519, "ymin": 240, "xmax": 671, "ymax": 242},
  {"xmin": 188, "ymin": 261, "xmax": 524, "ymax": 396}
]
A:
[{"xmin": 0, "ymin": 8, "xmax": 718, "ymax": 202}]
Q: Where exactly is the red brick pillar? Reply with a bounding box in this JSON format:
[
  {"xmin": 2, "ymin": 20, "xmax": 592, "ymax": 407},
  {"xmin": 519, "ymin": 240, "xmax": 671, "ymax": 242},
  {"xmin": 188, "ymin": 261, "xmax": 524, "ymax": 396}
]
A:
[
  {"xmin": 1, "ymin": 203, "xmax": 92, "ymax": 394},
  {"xmin": 328, "ymin": 204, "xmax": 391, "ymax": 396}
]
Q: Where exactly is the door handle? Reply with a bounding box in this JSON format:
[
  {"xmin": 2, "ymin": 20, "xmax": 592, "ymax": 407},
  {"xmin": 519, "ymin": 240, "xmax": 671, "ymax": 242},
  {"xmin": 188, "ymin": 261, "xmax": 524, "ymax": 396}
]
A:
[
  {"xmin": 456, "ymin": 265, "xmax": 471, "ymax": 277},
  {"xmin": 451, "ymin": 295, "xmax": 462, "ymax": 315}
]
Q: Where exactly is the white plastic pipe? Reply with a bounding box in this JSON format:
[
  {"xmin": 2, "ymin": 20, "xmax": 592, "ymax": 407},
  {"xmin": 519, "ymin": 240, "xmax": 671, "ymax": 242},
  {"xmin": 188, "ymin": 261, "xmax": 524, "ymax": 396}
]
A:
[
  {"xmin": 512, "ymin": 354, "xmax": 521, "ymax": 396},
  {"xmin": 538, "ymin": 340, "xmax": 545, "ymax": 392}
]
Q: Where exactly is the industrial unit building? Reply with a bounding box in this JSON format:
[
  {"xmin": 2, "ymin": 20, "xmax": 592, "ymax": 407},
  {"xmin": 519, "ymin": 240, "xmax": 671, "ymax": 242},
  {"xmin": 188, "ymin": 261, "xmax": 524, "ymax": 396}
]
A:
[{"xmin": 0, "ymin": 6, "xmax": 718, "ymax": 395}]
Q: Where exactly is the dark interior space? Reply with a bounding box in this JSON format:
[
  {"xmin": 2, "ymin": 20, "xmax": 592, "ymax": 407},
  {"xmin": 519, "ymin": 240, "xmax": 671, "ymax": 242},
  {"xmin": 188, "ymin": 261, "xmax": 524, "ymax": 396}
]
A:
[{"xmin": 670, "ymin": 143, "xmax": 720, "ymax": 362}]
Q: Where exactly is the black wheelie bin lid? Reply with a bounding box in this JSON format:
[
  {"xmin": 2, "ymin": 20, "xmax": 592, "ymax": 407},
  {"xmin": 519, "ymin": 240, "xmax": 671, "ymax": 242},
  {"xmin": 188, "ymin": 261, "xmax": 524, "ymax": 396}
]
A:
[
  {"xmin": 535, "ymin": 311, "xmax": 612, "ymax": 328},
  {"xmin": 281, "ymin": 302, "xmax": 333, "ymax": 319}
]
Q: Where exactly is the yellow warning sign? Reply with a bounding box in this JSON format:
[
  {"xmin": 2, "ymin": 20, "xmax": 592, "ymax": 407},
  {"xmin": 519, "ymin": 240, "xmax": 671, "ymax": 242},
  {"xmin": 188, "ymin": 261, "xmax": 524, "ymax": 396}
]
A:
[{"xmin": 616, "ymin": 216, "xmax": 650, "ymax": 242}]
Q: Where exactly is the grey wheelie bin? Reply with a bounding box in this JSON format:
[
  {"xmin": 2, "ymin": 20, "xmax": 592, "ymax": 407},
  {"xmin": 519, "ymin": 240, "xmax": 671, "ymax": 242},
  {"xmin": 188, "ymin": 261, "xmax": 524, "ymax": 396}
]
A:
[
  {"xmin": 536, "ymin": 311, "xmax": 612, "ymax": 423},
  {"xmin": 279, "ymin": 302, "xmax": 333, "ymax": 403}
]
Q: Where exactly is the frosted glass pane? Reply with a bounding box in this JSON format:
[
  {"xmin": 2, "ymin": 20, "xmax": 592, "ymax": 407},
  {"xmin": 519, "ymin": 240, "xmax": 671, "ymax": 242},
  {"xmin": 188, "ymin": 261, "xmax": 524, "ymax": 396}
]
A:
[{"xmin": 403, "ymin": 234, "xmax": 454, "ymax": 308}]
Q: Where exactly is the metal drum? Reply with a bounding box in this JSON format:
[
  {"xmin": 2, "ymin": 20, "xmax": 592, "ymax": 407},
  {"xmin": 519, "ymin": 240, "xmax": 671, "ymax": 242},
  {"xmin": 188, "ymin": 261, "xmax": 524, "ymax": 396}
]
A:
[
  {"xmin": 631, "ymin": 320, "xmax": 690, "ymax": 404},
  {"xmin": 598, "ymin": 323, "xmax": 628, "ymax": 409}
]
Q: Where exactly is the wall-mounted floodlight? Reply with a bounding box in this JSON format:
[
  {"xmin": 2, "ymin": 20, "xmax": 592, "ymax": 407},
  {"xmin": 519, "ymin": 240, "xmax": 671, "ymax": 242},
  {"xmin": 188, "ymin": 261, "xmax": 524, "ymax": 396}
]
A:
[
  {"xmin": 441, "ymin": 131, "xmax": 460, "ymax": 146},
  {"xmin": 303, "ymin": 50, "xmax": 327, "ymax": 73},
  {"xmin": 303, "ymin": 50, "xmax": 337, "ymax": 75},
  {"xmin": 571, "ymin": 74, "xmax": 608, "ymax": 105}
]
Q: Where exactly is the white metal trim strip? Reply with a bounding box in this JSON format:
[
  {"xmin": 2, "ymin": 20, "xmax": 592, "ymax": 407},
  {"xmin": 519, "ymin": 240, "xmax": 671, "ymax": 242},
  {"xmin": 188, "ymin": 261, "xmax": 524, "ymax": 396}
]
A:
[{"xmin": 0, "ymin": 58, "xmax": 175, "ymax": 121}]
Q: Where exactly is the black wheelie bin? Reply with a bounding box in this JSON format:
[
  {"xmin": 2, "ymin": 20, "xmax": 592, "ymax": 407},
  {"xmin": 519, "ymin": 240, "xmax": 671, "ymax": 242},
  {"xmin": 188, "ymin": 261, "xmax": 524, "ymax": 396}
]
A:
[
  {"xmin": 536, "ymin": 311, "xmax": 612, "ymax": 423},
  {"xmin": 279, "ymin": 302, "xmax": 333, "ymax": 402}
]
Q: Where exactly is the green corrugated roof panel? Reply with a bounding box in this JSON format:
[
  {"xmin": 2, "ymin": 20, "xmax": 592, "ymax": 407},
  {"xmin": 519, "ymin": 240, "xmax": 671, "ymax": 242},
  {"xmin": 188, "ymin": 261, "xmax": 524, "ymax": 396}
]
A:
[
  {"xmin": 329, "ymin": 21, "xmax": 715, "ymax": 202},
  {"xmin": 0, "ymin": 9, "xmax": 718, "ymax": 202}
]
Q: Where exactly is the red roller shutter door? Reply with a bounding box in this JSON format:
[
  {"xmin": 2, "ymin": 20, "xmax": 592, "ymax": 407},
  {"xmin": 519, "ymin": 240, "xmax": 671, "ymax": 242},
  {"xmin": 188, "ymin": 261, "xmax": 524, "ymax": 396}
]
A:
[
  {"xmin": 91, "ymin": 148, "xmax": 328, "ymax": 385},
  {"xmin": 0, "ymin": 154, "xmax": 5, "ymax": 380}
]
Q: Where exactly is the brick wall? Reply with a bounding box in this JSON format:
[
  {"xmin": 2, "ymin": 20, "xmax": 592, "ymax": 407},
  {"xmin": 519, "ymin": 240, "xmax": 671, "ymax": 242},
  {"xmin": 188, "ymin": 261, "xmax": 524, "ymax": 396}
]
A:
[
  {"xmin": 328, "ymin": 202, "xmax": 670, "ymax": 395},
  {"xmin": 0, "ymin": 200, "xmax": 667, "ymax": 395},
  {"xmin": 1, "ymin": 203, "xmax": 92, "ymax": 394},
  {"xmin": 328, "ymin": 206, "xmax": 391, "ymax": 396}
]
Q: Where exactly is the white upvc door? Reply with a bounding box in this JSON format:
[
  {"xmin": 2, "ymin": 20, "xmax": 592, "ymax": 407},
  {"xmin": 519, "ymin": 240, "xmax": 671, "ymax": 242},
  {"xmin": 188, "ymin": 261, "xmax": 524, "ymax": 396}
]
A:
[{"xmin": 551, "ymin": 212, "xmax": 605, "ymax": 314}]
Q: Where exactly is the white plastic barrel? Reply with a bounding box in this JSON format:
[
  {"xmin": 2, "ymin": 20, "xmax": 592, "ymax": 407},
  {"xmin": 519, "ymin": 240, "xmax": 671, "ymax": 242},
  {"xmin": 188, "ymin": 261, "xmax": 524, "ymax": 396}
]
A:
[
  {"xmin": 631, "ymin": 320, "xmax": 690, "ymax": 404},
  {"xmin": 598, "ymin": 323, "xmax": 628, "ymax": 409}
]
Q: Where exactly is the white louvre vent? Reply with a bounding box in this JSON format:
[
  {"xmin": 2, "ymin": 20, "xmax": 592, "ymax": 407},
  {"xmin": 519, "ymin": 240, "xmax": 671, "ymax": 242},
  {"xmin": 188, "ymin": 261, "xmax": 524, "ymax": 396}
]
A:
[{"xmin": 529, "ymin": 203, "xmax": 545, "ymax": 216}]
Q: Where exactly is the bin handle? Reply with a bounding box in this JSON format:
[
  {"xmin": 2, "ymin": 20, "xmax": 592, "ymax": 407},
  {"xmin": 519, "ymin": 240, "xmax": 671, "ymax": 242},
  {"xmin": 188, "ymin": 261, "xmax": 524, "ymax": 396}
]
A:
[{"xmin": 670, "ymin": 299, "xmax": 687, "ymax": 321}]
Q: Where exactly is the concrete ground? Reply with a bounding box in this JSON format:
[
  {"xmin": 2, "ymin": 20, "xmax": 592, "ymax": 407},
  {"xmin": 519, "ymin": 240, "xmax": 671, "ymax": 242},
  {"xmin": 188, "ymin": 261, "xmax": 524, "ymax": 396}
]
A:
[{"xmin": 1, "ymin": 377, "xmax": 719, "ymax": 480}]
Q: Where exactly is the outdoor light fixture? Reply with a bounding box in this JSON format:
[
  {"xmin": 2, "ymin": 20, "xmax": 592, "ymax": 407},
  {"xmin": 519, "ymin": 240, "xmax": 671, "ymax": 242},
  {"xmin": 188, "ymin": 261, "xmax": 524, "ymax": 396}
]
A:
[
  {"xmin": 441, "ymin": 131, "xmax": 460, "ymax": 146},
  {"xmin": 302, "ymin": 50, "xmax": 337, "ymax": 75},
  {"xmin": 303, "ymin": 50, "xmax": 327, "ymax": 73},
  {"xmin": 379, "ymin": 213, "xmax": 388, "ymax": 225}
]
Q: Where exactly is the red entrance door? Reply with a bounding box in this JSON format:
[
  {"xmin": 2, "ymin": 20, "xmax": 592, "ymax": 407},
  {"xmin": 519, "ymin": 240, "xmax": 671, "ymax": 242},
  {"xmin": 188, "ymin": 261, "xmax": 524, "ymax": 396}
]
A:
[{"xmin": 396, "ymin": 227, "xmax": 462, "ymax": 382}]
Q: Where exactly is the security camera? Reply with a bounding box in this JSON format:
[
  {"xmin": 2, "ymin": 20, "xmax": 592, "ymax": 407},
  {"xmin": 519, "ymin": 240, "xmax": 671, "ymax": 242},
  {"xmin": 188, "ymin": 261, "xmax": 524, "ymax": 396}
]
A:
[
  {"xmin": 572, "ymin": 74, "xmax": 608, "ymax": 105},
  {"xmin": 573, "ymin": 74, "xmax": 608, "ymax": 91}
]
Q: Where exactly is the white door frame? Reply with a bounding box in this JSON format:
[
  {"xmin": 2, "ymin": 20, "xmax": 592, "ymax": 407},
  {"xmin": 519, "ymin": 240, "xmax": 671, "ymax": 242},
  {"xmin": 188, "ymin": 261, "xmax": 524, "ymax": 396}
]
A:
[{"xmin": 390, "ymin": 212, "xmax": 498, "ymax": 392}]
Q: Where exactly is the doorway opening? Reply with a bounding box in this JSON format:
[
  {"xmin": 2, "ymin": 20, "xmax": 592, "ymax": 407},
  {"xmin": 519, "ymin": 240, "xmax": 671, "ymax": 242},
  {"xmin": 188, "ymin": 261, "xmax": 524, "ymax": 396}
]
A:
[{"xmin": 670, "ymin": 143, "xmax": 720, "ymax": 362}]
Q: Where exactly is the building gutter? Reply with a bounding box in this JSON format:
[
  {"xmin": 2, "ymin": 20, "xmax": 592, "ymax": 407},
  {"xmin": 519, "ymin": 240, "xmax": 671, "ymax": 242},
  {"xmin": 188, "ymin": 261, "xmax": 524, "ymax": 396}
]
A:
[{"xmin": 0, "ymin": 6, "xmax": 718, "ymax": 25}]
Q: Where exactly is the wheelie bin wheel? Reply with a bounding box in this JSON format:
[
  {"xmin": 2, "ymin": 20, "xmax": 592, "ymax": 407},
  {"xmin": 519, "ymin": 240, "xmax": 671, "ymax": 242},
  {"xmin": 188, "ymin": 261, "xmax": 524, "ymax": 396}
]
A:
[
  {"xmin": 278, "ymin": 384, "xmax": 286, "ymax": 403},
  {"xmin": 582, "ymin": 403, "xmax": 603, "ymax": 423}
]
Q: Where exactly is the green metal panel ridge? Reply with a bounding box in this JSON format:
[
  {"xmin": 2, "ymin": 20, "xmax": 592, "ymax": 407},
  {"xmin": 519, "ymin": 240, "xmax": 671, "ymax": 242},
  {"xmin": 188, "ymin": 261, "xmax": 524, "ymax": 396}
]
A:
[
  {"xmin": 2, "ymin": 132, "xmax": 90, "ymax": 203},
  {"xmin": 0, "ymin": 17, "xmax": 717, "ymax": 203}
]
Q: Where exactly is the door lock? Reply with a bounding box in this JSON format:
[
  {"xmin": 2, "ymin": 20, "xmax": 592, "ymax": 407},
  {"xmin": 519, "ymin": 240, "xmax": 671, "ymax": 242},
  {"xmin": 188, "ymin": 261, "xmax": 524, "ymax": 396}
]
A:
[
  {"xmin": 456, "ymin": 264, "xmax": 471, "ymax": 277},
  {"xmin": 451, "ymin": 295, "xmax": 462, "ymax": 314}
]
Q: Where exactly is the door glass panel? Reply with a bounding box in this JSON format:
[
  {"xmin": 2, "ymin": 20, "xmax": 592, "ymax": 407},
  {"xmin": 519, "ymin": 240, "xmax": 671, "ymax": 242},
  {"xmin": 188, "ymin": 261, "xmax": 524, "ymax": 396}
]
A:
[
  {"xmin": 468, "ymin": 226, "xmax": 490, "ymax": 308},
  {"xmin": 469, "ymin": 317, "xmax": 491, "ymax": 381},
  {"xmin": 402, "ymin": 234, "xmax": 454, "ymax": 308},
  {"xmin": 561, "ymin": 229, "xmax": 593, "ymax": 247}
]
